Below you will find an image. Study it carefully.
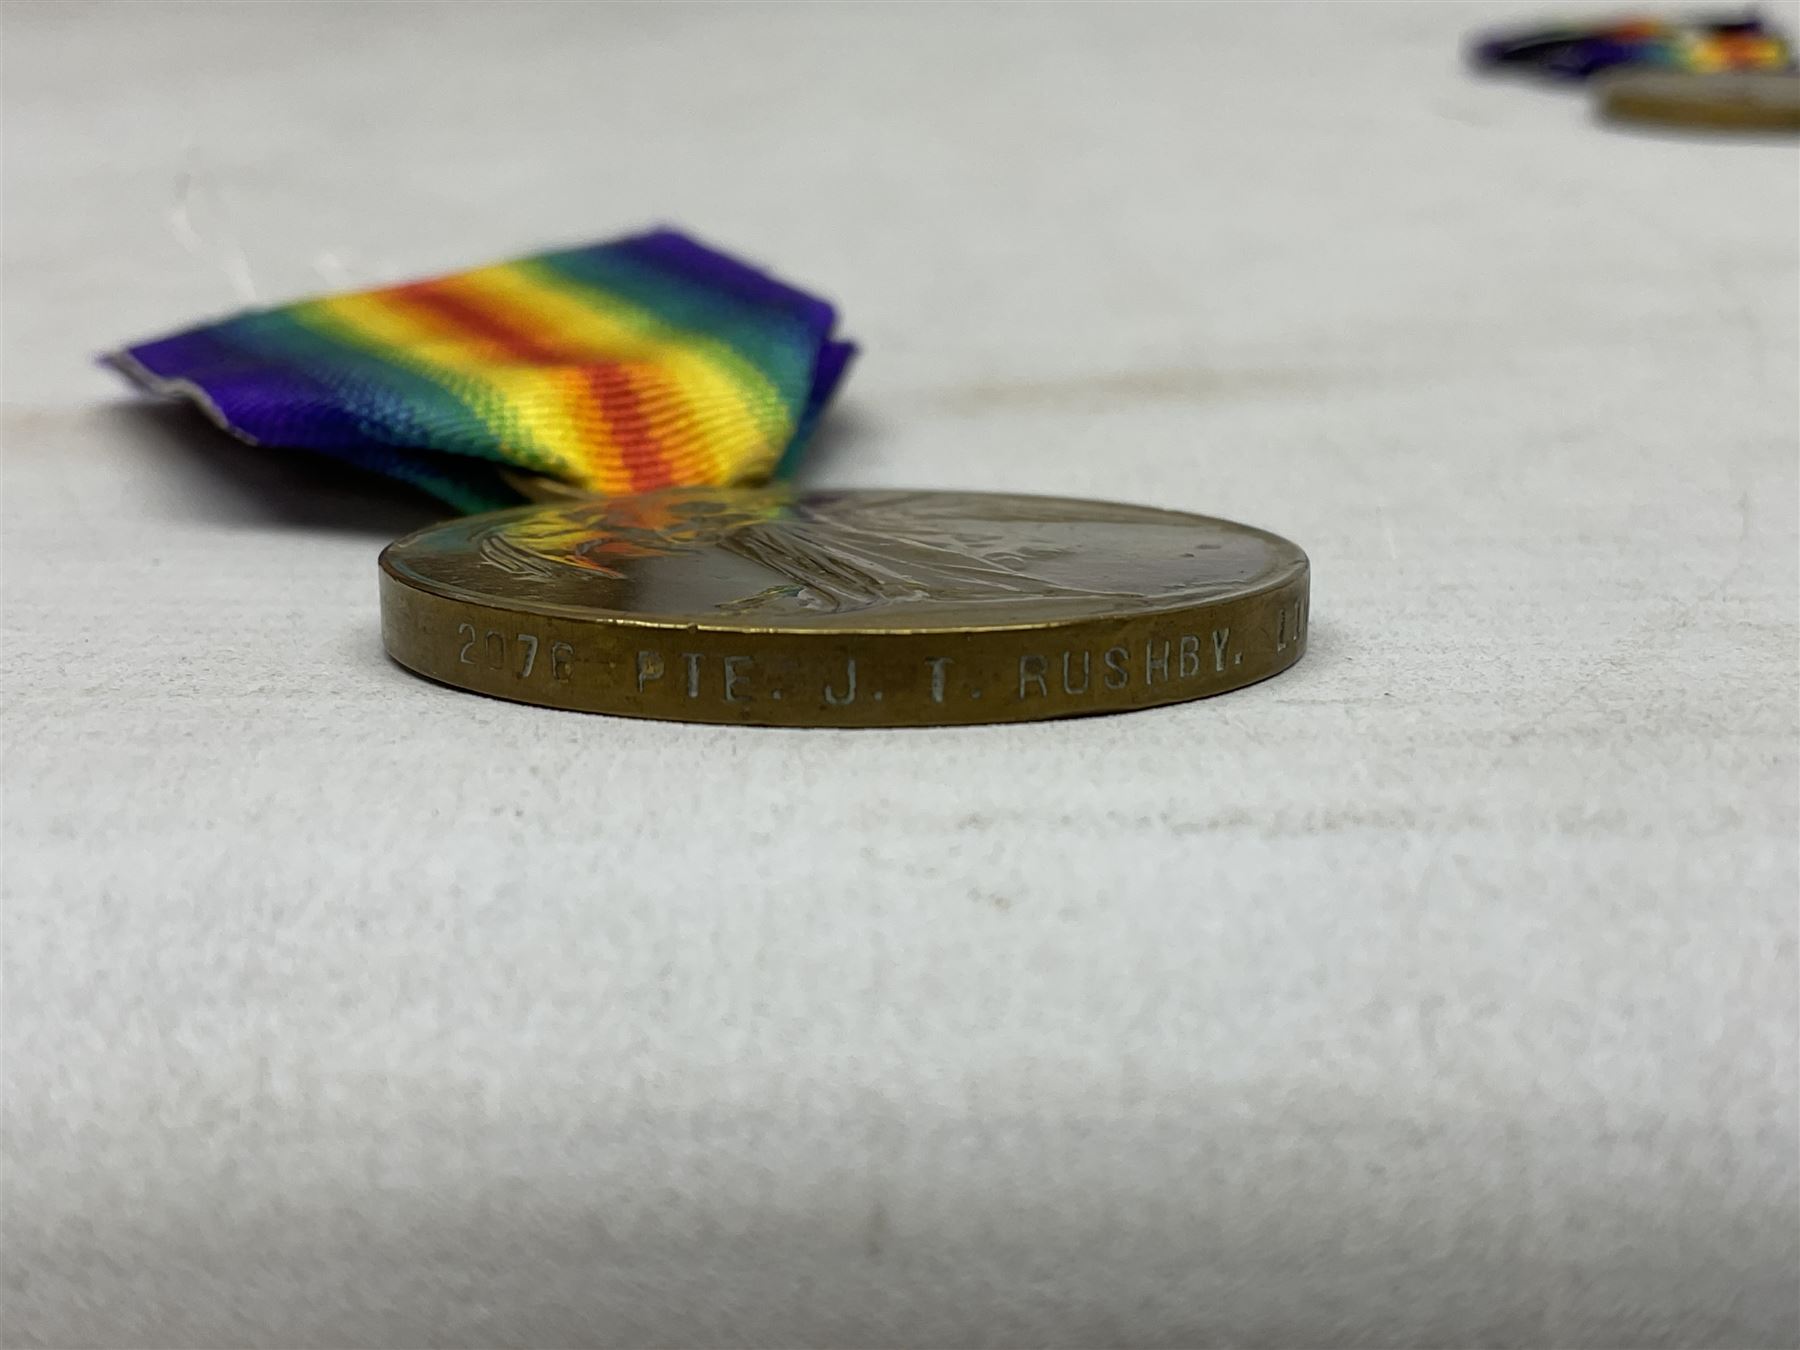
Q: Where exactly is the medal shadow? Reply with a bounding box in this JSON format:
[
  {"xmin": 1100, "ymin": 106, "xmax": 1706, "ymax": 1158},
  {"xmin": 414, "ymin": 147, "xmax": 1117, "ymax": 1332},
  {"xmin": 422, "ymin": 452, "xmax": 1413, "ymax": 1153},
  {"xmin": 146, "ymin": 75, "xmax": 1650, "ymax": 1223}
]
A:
[{"xmin": 98, "ymin": 400, "xmax": 455, "ymax": 538}]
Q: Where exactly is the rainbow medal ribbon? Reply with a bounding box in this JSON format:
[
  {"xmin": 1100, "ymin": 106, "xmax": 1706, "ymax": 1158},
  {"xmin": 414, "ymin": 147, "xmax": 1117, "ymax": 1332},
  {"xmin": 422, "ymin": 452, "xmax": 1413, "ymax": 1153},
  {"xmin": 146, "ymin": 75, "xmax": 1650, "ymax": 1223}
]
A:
[
  {"xmin": 1470, "ymin": 11, "xmax": 1796, "ymax": 80},
  {"xmin": 107, "ymin": 229, "xmax": 856, "ymax": 511}
]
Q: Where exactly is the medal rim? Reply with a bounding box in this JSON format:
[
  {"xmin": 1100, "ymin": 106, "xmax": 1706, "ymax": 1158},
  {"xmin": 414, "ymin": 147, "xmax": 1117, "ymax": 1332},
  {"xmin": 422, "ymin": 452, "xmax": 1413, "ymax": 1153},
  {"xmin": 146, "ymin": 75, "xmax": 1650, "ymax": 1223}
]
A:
[
  {"xmin": 378, "ymin": 487, "xmax": 1310, "ymax": 639},
  {"xmin": 378, "ymin": 487, "xmax": 1313, "ymax": 726}
]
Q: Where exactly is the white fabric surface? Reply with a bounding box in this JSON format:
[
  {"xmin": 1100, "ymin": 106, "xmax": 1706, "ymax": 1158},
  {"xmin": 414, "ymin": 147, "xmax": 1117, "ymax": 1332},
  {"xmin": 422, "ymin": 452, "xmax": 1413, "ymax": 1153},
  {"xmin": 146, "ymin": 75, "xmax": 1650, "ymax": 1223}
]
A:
[{"xmin": 3, "ymin": 3, "xmax": 1797, "ymax": 1346}]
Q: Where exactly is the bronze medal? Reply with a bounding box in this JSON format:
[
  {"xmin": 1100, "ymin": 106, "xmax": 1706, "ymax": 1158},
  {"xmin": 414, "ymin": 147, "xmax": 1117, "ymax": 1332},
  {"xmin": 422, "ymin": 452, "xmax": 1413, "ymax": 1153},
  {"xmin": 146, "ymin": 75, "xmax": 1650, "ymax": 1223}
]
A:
[
  {"xmin": 1599, "ymin": 71, "xmax": 1800, "ymax": 132},
  {"xmin": 380, "ymin": 487, "xmax": 1310, "ymax": 726}
]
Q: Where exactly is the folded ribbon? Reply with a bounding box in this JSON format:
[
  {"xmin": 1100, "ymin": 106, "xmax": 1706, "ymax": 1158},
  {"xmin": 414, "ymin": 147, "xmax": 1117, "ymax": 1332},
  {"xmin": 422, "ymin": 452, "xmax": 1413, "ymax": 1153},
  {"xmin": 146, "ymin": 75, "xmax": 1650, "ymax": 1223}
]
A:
[
  {"xmin": 107, "ymin": 229, "xmax": 856, "ymax": 511},
  {"xmin": 1470, "ymin": 11, "xmax": 1796, "ymax": 80}
]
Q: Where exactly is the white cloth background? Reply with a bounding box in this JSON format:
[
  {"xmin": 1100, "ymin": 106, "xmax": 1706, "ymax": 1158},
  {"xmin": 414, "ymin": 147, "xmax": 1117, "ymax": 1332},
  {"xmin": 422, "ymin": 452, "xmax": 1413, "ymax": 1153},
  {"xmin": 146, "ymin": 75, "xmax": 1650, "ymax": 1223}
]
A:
[{"xmin": 3, "ymin": 3, "xmax": 1796, "ymax": 1346}]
